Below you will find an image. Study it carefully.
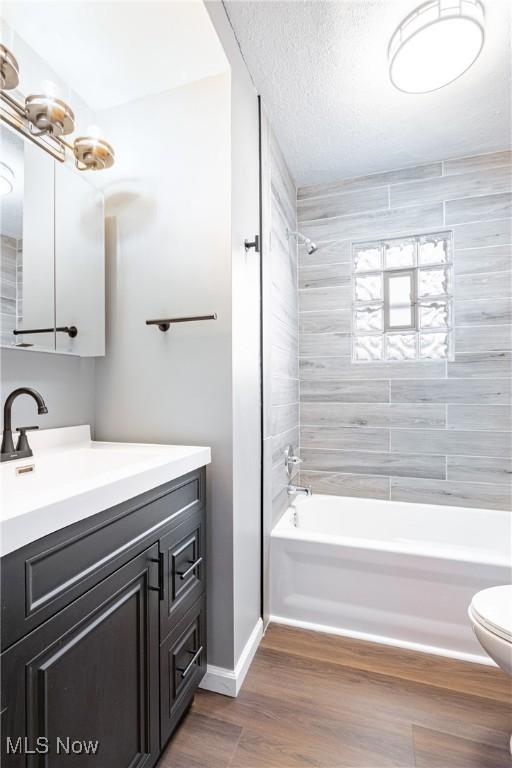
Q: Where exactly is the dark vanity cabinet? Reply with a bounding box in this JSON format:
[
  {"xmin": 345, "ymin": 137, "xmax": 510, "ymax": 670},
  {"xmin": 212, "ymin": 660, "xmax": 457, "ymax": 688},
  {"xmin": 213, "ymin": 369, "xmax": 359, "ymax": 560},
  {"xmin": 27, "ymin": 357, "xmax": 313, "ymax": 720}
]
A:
[
  {"xmin": 2, "ymin": 547, "xmax": 161, "ymax": 768},
  {"xmin": 0, "ymin": 468, "xmax": 207, "ymax": 767}
]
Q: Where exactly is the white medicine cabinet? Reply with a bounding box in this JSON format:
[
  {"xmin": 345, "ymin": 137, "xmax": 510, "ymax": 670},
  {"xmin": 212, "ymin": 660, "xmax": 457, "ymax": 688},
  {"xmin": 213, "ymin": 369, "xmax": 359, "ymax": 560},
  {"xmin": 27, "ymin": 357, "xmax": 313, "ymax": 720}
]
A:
[{"xmin": 0, "ymin": 123, "xmax": 105, "ymax": 357}]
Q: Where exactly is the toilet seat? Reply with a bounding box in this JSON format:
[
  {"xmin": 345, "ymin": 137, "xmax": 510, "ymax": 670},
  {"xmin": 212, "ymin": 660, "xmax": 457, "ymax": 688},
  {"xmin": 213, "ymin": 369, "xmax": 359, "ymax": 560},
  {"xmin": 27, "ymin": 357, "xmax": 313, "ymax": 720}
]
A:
[{"xmin": 470, "ymin": 585, "xmax": 512, "ymax": 644}]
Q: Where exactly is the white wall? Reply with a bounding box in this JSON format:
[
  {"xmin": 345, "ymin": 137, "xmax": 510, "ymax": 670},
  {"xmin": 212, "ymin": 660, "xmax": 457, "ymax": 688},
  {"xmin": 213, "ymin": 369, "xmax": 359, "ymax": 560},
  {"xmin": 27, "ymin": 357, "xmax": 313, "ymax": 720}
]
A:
[
  {"xmin": 0, "ymin": 348, "xmax": 95, "ymax": 429},
  {"xmin": 206, "ymin": 0, "xmax": 262, "ymax": 665},
  {"xmin": 93, "ymin": 73, "xmax": 235, "ymax": 669}
]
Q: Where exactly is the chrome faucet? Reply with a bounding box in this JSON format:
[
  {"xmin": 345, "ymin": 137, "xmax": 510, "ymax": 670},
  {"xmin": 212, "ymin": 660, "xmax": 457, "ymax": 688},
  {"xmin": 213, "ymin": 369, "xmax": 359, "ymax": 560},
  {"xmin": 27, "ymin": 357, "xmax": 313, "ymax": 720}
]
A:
[
  {"xmin": 284, "ymin": 445, "xmax": 311, "ymax": 497},
  {"xmin": 288, "ymin": 484, "xmax": 312, "ymax": 497},
  {"xmin": 1, "ymin": 387, "xmax": 48, "ymax": 462}
]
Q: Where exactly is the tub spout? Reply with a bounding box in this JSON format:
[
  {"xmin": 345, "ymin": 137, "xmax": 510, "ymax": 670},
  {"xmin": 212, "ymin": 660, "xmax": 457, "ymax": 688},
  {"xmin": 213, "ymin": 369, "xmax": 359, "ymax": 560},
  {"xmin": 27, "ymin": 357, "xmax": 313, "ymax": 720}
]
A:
[{"xmin": 288, "ymin": 484, "xmax": 312, "ymax": 497}]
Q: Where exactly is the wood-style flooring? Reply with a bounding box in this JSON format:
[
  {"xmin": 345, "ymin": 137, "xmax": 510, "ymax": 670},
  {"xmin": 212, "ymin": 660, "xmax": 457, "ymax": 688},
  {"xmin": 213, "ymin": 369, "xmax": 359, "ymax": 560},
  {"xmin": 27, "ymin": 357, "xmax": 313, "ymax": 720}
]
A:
[{"xmin": 158, "ymin": 623, "xmax": 512, "ymax": 768}]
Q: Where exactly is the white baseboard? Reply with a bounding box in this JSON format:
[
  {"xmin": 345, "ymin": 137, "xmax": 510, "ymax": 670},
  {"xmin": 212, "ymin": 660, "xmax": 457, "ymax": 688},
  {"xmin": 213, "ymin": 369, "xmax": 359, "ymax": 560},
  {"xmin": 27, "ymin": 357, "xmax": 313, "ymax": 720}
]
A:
[
  {"xmin": 200, "ymin": 617, "xmax": 263, "ymax": 697},
  {"xmin": 269, "ymin": 614, "xmax": 496, "ymax": 667}
]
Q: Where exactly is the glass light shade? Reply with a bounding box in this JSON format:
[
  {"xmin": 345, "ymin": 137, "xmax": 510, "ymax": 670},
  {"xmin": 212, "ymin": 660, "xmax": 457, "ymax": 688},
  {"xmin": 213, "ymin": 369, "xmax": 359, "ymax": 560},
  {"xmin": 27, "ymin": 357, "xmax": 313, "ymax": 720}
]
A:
[
  {"xmin": 0, "ymin": 162, "xmax": 14, "ymax": 196},
  {"xmin": 85, "ymin": 124, "xmax": 104, "ymax": 139},
  {"xmin": 73, "ymin": 136, "xmax": 115, "ymax": 170},
  {"xmin": 389, "ymin": 0, "xmax": 485, "ymax": 93},
  {"xmin": 40, "ymin": 79, "xmax": 61, "ymax": 98},
  {"xmin": 0, "ymin": 44, "xmax": 19, "ymax": 90},
  {"xmin": 25, "ymin": 94, "xmax": 75, "ymax": 137}
]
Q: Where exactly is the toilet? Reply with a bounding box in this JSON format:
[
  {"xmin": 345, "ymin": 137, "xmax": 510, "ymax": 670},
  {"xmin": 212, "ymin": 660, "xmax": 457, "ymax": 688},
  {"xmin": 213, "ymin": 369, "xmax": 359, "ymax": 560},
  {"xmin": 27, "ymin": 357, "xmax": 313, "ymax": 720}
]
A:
[
  {"xmin": 470, "ymin": 586, "xmax": 512, "ymax": 754},
  {"xmin": 469, "ymin": 585, "xmax": 512, "ymax": 674}
]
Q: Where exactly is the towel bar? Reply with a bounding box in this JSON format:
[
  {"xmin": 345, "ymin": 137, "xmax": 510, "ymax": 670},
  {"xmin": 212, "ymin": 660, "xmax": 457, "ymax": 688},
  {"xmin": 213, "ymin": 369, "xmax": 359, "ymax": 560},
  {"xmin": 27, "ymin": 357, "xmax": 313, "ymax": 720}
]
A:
[{"xmin": 146, "ymin": 314, "xmax": 217, "ymax": 332}]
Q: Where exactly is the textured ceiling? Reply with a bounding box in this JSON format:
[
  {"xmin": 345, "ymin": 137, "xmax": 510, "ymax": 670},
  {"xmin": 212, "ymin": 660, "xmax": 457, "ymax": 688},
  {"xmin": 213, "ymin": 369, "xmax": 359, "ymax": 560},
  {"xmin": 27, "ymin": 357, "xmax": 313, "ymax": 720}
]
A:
[{"xmin": 225, "ymin": 0, "xmax": 511, "ymax": 186}]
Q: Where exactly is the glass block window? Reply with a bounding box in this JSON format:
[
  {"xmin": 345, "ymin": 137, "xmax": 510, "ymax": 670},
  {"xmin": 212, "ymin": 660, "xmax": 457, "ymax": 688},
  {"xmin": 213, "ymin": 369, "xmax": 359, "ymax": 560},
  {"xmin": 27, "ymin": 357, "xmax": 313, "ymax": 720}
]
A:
[{"xmin": 352, "ymin": 232, "xmax": 453, "ymax": 362}]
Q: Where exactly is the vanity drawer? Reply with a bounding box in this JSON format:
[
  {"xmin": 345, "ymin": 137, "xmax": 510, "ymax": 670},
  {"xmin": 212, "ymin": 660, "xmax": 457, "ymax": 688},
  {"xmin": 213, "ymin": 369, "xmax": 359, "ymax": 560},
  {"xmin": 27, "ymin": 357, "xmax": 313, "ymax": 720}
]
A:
[
  {"xmin": 1, "ymin": 468, "xmax": 205, "ymax": 651},
  {"xmin": 160, "ymin": 505, "xmax": 206, "ymax": 637},
  {"xmin": 160, "ymin": 595, "xmax": 206, "ymax": 748}
]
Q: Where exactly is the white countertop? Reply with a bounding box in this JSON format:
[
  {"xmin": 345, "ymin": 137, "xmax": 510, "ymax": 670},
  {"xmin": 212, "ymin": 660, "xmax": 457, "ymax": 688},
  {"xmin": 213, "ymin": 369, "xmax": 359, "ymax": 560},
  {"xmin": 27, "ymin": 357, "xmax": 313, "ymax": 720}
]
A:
[{"xmin": 0, "ymin": 425, "xmax": 211, "ymax": 557}]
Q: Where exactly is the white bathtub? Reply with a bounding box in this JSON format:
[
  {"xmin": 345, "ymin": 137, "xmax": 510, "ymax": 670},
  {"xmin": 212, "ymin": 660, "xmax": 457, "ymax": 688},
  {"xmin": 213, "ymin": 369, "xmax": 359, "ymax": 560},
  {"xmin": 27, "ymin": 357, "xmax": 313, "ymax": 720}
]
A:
[{"xmin": 270, "ymin": 494, "xmax": 512, "ymax": 664}]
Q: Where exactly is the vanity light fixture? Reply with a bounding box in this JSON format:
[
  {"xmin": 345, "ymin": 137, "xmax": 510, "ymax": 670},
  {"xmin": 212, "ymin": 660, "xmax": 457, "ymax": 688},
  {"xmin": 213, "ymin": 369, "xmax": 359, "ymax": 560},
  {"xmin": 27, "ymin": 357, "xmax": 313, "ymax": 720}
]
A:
[
  {"xmin": 0, "ymin": 44, "xmax": 19, "ymax": 90},
  {"xmin": 73, "ymin": 135, "xmax": 115, "ymax": 170},
  {"xmin": 0, "ymin": 162, "xmax": 14, "ymax": 196},
  {"xmin": 25, "ymin": 94, "xmax": 75, "ymax": 137},
  {"xmin": 0, "ymin": 44, "xmax": 114, "ymax": 169},
  {"xmin": 388, "ymin": 0, "xmax": 485, "ymax": 93}
]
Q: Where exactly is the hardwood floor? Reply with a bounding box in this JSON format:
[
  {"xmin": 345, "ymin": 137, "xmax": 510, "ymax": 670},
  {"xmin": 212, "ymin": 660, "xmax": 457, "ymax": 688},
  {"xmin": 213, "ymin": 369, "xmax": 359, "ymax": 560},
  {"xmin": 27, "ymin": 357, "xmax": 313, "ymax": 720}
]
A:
[{"xmin": 158, "ymin": 624, "xmax": 512, "ymax": 768}]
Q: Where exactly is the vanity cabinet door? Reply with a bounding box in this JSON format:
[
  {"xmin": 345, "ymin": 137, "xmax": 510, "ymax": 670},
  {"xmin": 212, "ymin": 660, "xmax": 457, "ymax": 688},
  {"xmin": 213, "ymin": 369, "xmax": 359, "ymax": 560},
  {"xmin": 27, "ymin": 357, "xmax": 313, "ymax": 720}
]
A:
[
  {"xmin": 54, "ymin": 162, "xmax": 105, "ymax": 357},
  {"xmin": 1, "ymin": 545, "xmax": 160, "ymax": 768}
]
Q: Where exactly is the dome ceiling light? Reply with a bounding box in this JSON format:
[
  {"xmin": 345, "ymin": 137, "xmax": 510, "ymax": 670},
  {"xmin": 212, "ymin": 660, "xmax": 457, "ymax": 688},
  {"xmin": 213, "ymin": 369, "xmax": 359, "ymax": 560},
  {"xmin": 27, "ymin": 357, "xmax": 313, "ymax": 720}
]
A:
[
  {"xmin": 388, "ymin": 0, "xmax": 485, "ymax": 94},
  {"xmin": 0, "ymin": 44, "xmax": 114, "ymax": 170}
]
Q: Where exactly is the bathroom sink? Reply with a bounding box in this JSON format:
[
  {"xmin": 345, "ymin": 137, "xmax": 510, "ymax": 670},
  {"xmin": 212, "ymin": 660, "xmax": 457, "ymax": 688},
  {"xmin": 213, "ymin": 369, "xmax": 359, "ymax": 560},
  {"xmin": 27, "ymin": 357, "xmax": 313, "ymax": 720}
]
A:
[{"xmin": 0, "ymin": 425, "xmax": 211, "ymax": 556}]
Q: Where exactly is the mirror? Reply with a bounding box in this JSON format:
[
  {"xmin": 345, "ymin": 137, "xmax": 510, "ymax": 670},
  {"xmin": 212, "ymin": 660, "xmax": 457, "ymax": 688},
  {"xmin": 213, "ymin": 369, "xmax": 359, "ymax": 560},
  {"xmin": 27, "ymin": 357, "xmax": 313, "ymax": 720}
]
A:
[
  {"xmin": 54, "ymin": 162, "xmax": 105, "ymax": 356},
  {"xmin": 0, "ymin": 128, "xmax": 21, "ymax": 347},
  {"xmin": 0, "ymin": 123, "xmax": 105, "ymax": 356}
]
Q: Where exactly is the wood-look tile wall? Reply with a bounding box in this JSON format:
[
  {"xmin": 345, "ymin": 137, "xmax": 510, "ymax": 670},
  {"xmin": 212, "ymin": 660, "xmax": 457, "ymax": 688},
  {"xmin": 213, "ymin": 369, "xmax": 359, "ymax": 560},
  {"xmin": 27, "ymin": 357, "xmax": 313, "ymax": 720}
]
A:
[
  {"xmin": 0, "ymin": 234, "xmax": 22, "ymax": 347},
  {"xmin": 297, "ymin": 150, "xmax": 512, "ymax": 510},
  {"xmin": 261, "ymin": 119, "xmax": 299, "ymax": 524}
]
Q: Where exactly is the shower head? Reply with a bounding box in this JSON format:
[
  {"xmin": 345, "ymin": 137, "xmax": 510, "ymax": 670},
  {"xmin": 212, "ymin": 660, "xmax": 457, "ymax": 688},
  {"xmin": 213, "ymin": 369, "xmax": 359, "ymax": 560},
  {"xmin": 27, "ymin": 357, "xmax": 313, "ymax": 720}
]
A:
[{"xmin": 287, "ymin": 229, "xmax": 318, "ymax": 255}]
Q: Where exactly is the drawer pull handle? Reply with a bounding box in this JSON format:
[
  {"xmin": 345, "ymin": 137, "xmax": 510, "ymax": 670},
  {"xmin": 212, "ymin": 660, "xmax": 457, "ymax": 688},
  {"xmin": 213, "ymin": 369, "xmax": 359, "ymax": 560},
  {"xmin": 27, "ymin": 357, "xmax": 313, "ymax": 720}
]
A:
[
  {"xmin": 178, "ymin": 556, "xmax": 203, "ymax": 581},
  {"xmin": 179, "ymin": 645, "xmax": 203, "ymax": 679},
  {"xmin": 149, "ymin": 553, "xmax": 165, "ymax": 600}
]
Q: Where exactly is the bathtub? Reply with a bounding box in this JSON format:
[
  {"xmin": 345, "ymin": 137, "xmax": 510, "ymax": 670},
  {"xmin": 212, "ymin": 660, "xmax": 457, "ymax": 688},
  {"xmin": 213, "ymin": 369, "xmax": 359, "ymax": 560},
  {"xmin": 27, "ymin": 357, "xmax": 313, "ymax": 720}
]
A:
[{"xmin": 270, "ymin": 494, "xmax": 512, "ymax": 664}]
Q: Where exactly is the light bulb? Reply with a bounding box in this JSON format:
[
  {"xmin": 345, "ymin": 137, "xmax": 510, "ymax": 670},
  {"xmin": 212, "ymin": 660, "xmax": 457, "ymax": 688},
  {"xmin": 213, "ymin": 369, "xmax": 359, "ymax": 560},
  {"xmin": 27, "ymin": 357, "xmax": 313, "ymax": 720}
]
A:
[
  {"xmin": 40, "ymin": 79, "xmax": 60, "ymax": 98},
  {"xmin": 86, "ymin": 124, "xmax": 103, "ymax": 139}
]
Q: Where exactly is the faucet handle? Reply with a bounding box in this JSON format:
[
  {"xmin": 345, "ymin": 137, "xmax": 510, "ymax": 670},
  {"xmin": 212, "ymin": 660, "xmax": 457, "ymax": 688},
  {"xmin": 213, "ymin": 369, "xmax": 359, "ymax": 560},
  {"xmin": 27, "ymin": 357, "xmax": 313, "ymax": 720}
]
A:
[
  {"xmin": 284, "ymin": 444, "xmax": 303, "ymax": 477},
  {"xmin": 15, "ymin": 425, "xmax": 39, "ymax": 452}
]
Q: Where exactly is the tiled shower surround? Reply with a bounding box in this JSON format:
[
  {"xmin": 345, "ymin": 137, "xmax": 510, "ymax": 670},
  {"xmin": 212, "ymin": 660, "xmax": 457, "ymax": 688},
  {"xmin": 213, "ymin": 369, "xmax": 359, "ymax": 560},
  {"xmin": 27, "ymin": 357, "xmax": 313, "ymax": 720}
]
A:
[
  {"xmin": 297, "ymin": 150, "xmax": 512, "ymax": 511},
  {"xmin": 0, "ymin": 235, "xmax": 22, "ymax": 347},
  {"xmin": 261, "ymin": 119, "xmax": 300, "ymax": 523}
]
